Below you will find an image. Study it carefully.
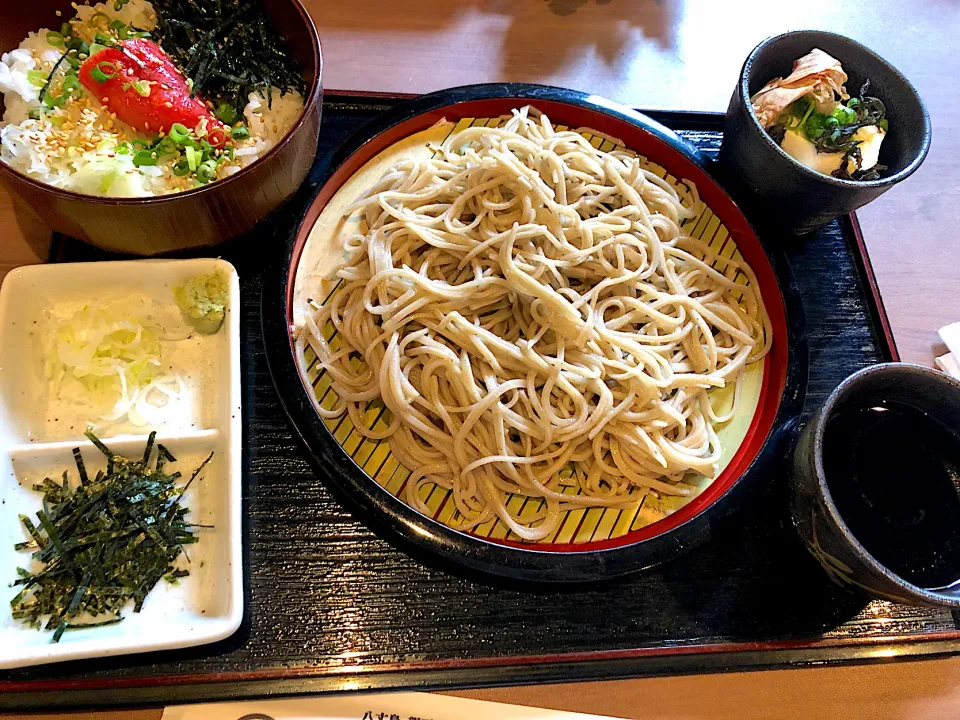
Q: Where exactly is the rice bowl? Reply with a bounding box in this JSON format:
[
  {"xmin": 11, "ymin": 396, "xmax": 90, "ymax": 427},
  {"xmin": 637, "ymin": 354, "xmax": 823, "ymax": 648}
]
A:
[{"xmin": 0, "ymin": 0, "xmax": 306, "ymax": 198}]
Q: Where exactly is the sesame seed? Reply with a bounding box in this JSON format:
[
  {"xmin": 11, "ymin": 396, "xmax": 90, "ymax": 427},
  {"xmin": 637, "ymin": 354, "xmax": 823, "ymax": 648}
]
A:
[
  {"xmin": 56, "ymin": 9, "xmax": 62, "ymax": 16},
  {"xmin": 164, "ymin": 101, "xmax": 173, "ymax": 108},
  {"xmin": 102, "ymin": 97, "xmax": 109, "ymax": 103}
]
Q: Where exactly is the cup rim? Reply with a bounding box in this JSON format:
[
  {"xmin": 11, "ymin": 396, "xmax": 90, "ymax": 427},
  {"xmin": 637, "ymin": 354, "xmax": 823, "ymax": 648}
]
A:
[
  {"xmin": 812, "ymin": 362, "xmax": 960, "ymax": 605},
  {"xmin": 740, "ymin": 29, "xmax": 931, "ymax": 190}
]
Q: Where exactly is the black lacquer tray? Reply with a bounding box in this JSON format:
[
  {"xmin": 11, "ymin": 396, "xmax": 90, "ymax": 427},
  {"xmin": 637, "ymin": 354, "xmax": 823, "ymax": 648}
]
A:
[{"xmin": 2, "ymin": 94, "xmax": 956, "ymax": 711}]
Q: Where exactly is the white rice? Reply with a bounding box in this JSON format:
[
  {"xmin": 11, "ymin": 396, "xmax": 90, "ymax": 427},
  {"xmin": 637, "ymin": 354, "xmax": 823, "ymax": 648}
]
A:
[{"xmin": 0, "ymin": 0, "xmax": 304, "ymax": 197}]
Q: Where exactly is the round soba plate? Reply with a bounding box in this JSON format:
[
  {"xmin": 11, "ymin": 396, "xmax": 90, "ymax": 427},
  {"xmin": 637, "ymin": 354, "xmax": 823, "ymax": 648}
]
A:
[{"xmin": 263, "ymin": 84, "xmax": 807, "ymax": 583}]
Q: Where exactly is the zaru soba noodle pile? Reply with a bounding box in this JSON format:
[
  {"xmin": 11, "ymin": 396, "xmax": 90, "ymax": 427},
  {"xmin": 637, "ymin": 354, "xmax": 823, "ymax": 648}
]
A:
[{"xmin": 297, "ymin": 106, "xmax": 772, "ymax": 541}]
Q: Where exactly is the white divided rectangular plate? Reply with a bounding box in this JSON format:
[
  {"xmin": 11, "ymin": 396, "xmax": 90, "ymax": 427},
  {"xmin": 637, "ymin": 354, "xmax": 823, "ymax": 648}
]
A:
[{"xmin": 0, "ymin": 259, "xmax": 242, "ymax": 669}]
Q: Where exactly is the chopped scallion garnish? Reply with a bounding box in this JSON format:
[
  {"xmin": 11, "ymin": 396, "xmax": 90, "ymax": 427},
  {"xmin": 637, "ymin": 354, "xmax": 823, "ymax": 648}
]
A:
[
  {"xmin": 90, "ymin": 60, "xmax": 119, "ymax": 84},
  {"xmin": 185, "ymin": 145, "xmax": 200, "ymax": 172},
  {"xmin": 60, "ymin": 74, "xmax": 82, "ymax": 99},
  {"xmin": 196, "ymin": 159, "xmax": 217, "ymax": 183},
  {"xmin": 214, "ymin": 103, "xmax": 237, "ymax": 125},
  {"xmin": 133, "ymin": 151, "xmax": 158, "ymax": 167},
  {"xmin": 169, "ymin": 123, "xmax": 190, "ymax": 145},
  {"xmin": 27, "ymin": 70, "xmax": 48, "ymax": 88}
]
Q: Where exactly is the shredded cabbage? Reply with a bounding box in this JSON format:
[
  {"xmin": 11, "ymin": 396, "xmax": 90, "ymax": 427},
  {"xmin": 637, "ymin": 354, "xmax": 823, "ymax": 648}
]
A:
[{"xmin": 45, "ymin": 297, "xmax": 183, "ymax": 426}]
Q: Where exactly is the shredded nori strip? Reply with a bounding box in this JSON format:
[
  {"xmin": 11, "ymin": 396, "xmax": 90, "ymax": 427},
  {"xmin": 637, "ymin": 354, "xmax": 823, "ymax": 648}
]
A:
[
  {"xmin": 151, "ymin": 0, "xmax": 306, "ymax": 113},
  {"xmin": 829, "ymin": 83, "xmax": 888, "ymax": 181},
  {"xmin": 9, "ymin": 431, "xmax": 213, "ymax": 642}
]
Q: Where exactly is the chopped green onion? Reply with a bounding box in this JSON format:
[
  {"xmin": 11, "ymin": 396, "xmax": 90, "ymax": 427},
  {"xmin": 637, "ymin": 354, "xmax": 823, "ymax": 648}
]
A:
[
  {"xmin": 126, "ymin": 29, "xmax": 151, "ymax": 39},
  {"xmin": 831, "ymin": 105, "xmax": 858, "ymax": 125},
  {"xmin": 154, "ymin": 136, "xmax": 178, "ymax": 157},
  {"xmin": 44, "ymin": 94, "xmax": 66, "ymax": 109},
  {"xmin": 200, "ymin": 140, "xmax": 214, "ymax": 161},
  {"xmin": 214, "ymin": 103, "xmax": 237, "ymax": 125},
  {"xmin": 132, "ymin": 80, "xmax": 150, "ymax": 97},
  {"xmin": 229, "ymin": 125, "xmax": 250, "ymax": 141},
  {"xmin": 116, "ymin": 141, "xmax": 131, "ymax": 155},
  {"xmin": 50, "ymin": 116, "xmax": 65, "ymax": 128},
  {"xmin": 169, "ymin": 123, "xmax": 190, "ymax": 145},
  {"xmin": 824, "ymin": 116, "xmax": 840, "ymax": 130},
  {"xmin": 46, "ymin": 31, "xmax": 65, "ymax": 48},
  {"xmin": 173, "ymin": 157, "xmax": 191, "ymax": 176},
  {"xmin": 185, "ymin": 145, "xmax": 200, "ymax": 172},
  {"xmin": 879, "ymin": 118, "xmax": 889, "ymax": 131},
  {"xmin": 61, "ymin": 74, "xmax": 82, "ymax": 96},
  {"xmin": 66, "ymin": 37, "xmax": 89, "ymax": 54},
  {"xmin": 27, "ymin": 70, "xmax": 47, "ymax": 88},
  {"xmin": 60, "ymin": 22, "xmax": 72, "ymax": 37},
  {"xmin": 65, "ymin": 54, "xmax": 82, "ymax": 68},
  {"xmin": 109, "ymin": 20, "xmax": 130, "ymax": 39},
  {"xmin": 91, "ymin": 11, "xmax": 112, "ymax": 27},
  {"xmin": 28, "ymin": 108, "xmax": 43, "ymax": 121},
  {"xmin": 90, "ymin": 43, "xmax": 107, "ymax": 56},
  {"xmin": 133, "ymin": 150, "xmax": 158, "ymax": 167},
  {"xmin": 196, "ymin": 160, "xmax": 218, "ymax": 183},
  {"xmin": 131, "ymin": 138, "xmax": 152, "ymax": 151},
  {"xmin": 114, "ymin": 0, "xmax": 130, "ymax": 10},
  {"xmin": 90, "ymin": 61, "xmax": 119, "ymax": 84},
  {"xmin": 846, "ymin": 98, "xmax": 860, "ymax": 109}
]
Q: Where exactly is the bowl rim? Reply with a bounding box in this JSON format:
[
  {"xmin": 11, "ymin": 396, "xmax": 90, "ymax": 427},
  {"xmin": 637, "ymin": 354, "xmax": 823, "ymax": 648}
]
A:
[
  {"xmin": 740, "ymin": 29, "xmax": 931, "ymax": 190},
  {"xmin": 262, "ymin": 82, "xmax": 810, "ymax": 582},
  {"xmin": 0, "ymin": 0, "xmax": 323, "ymax": 205},
  {"xmin": 812, "ymin": 362, "xmax": 960, "ymax": 605}
]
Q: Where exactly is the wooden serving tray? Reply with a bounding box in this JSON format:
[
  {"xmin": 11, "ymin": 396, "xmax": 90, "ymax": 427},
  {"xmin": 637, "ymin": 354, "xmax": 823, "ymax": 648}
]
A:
[{"xmin": 2, "ymin": 94, "xmax": 954, "ymax": 711}]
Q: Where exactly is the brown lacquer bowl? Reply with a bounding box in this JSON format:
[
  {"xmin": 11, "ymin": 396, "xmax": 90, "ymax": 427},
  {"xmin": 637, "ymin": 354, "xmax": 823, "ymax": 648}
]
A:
[{"xmin": 0, "ymin": 0, "xmax": 322, "ymax": 255}]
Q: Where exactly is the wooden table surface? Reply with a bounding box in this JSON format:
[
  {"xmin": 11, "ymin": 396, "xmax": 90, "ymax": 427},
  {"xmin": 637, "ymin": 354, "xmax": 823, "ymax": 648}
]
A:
[{"xmin": 2, "ymin": 0, "xmax": 960, "ymax": 717}]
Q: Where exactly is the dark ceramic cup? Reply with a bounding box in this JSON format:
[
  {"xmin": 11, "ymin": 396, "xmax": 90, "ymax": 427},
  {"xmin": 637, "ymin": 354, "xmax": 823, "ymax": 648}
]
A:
[
  {"xmin": 720, "ymin": 31, "xmax": 930, "ymax": 235},
  {"xmin": 790, "ymin": 364, "xmax": 960, "ymax": 607}
]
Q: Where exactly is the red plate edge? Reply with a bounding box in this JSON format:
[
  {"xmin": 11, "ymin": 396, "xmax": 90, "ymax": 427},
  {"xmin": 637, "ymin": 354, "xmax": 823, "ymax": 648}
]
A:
[{"xmin": 284, "ymin": 97, "xmax": 790, "ymax": 553}]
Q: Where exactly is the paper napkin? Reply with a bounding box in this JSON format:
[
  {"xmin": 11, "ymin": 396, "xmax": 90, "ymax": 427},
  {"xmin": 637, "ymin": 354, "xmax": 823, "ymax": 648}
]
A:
[
  {"xmin": 161, "ymin": 692, "xmax": 627, "ymax": 720},
  {"xmin": 937, "ymin": 321, "xmax": 960, "ymax": 379}
]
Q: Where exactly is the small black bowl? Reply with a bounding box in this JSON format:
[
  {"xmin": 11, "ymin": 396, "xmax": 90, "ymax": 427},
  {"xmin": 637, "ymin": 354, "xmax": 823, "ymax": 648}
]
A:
[
  {"xmin": 720, "ymin": 31, "xmax": 931, "ymax": 235},
  {"xmin": 790, "ymin": 364, "xmax": 960, "ymax": 607}
]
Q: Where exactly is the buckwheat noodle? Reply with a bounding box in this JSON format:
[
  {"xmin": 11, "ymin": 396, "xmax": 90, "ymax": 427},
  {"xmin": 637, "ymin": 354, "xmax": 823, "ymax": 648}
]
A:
[{"xmin": 296, "ymin": 106, "xmax": 772, "ymax": 541}]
